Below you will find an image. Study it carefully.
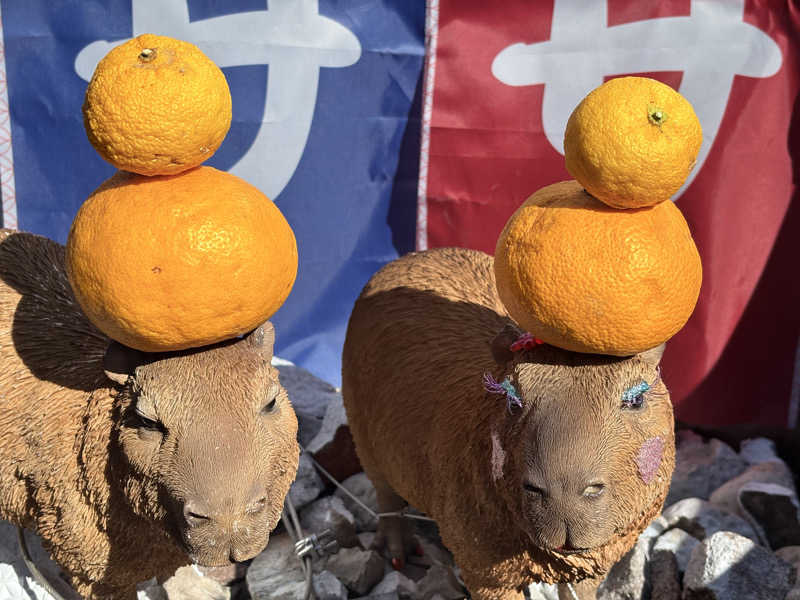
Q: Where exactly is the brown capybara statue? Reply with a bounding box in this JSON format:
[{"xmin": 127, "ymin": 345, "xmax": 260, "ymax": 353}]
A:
[
  {"xmin": 0, "ymin": 229, "xmax": 299, "ymax": 599},
  {"xmin": 342, "ymin": 247, "xmax": 675, "ymax": 600}
]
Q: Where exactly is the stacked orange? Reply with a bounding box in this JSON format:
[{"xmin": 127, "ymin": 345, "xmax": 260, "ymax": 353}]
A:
[
  {"xmin": 494, "ymin": 77, "xmax": 703, "ymax": 356},
  {"xmin": 66, "ymin": 34, "xmax": 298, "ymax": 352}
]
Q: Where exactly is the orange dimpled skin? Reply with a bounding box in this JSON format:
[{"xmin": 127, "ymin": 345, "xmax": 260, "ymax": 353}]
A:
[
  {"xmin": 564, "ymin": 77, "xmax": 702, "ymax": 208},
  {"xmin": 494, "ymin": 180, "xmax": 702, "ymax": 355},
  {"xmin": 65, "ymin": 167, "xmax": 298, "ymax": 352},
  {"xmin": 82, "ymin": 34, "xmax": 232, "ymax": 176}
]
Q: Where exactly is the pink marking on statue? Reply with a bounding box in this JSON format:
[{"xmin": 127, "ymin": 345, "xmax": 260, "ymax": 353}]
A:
[
  {"xmin": 636, "ymin": 436, "xmax": 664, "ymax": 484},
  {"xmin": 491, "ymin": 430, "xmax": 506, "ymax": 481}
]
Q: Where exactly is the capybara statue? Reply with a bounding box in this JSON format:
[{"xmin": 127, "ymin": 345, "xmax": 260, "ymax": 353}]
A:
[
  {"xmin": 0, "ymin": 229, "xmax": 299, "ymax": 599},
  {"xmin": 342, "ymin": 247, "xmax": 675, "ymax": 600}
]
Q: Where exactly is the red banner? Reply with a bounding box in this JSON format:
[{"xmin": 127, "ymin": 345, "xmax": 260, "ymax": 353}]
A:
[{"xmin": 419, "ymin": 0, "xmax": 800, "ymax": 426}]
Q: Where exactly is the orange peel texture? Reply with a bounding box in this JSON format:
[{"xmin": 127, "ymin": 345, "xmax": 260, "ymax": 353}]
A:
[
  {"xmin": 564, "ymin": 77, "xmax": 702, "ymax": 209},
  {"xmin": 66, "ymin": 166, "xmax": 298, "ymax": 352},
  {"xmin": 83, "ymin": 33, "xmax": 232, "ymax": 176},
  {"xmin": 494, "ymin": 180, "xmax": 702, "ymax": 355}
]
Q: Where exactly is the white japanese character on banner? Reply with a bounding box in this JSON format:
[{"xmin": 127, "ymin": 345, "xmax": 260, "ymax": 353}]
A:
[{"xmin": 492, "ymin": 0, "xmax": 782, "ymax": 198}]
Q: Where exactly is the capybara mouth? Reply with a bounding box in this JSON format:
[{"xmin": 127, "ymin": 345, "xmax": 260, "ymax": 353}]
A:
[
  {"xmin": 531, "ymin": 536, "xmax": 597, "ymax": 556},
  {"xmin": 186, "ymin": 541, "xmax": 266, "ymax": 567},
  {"xmin": 525, "ymin": 529, "xmax": 600, "ymax": 556},
  {"xmin": 553, "ymin": 545, "xmax": 591, "ymax": 555}
]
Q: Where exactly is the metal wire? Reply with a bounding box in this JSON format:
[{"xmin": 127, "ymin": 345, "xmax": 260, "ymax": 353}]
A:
[
  {"xmin": 299, "ymin": 444, "xmax": 437, "ymax": 524},
  {"xmin": 282, "ymin": 445, "xmax": 439, "ymax": 600},
  {"xmin": 281, "ymin": 499, "xmax": 315, "ymax": 600},
  {"xmin": 16, "ymin": 527, "xmax": 69, "ymax": 600},
  {"xmin": 565, "ymin": 582, "xmax": 580, "ymax": 600}
]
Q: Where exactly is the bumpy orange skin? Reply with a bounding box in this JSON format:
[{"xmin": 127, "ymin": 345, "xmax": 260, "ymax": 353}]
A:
[
  {"xmin": 564, "ymin": 77, "xmax": 702, "ymax": 208},
  {"xmin": 66, "ymin": 167, "xmax": 298, "ymax": 352},
  {"xmin": 83, "ymin": 34, "xmax": 232, "ymax": 176},
  {"xmin": 494, "ymin": 180, "xmax": 702, "ymax": 355}
]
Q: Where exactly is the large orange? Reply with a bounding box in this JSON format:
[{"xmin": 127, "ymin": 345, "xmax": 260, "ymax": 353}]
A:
[
  {"xmin": 83, "ymin": 34, "xmax": 232, "ymax": 176},
  {"xmin": 564, "ymin": 77, "xmax": 702, "ymax": 209},
  {"xmin": 66, "ymin": 167, "xmax": 297, "ymax": 352},
  {"xmin": 494, "ymin": 180, "xmax": 702, "ymax": 355}
]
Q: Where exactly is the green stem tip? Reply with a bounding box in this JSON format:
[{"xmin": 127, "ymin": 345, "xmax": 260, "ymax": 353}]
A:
[
  {"xmin": 138, "ymin": 48, "xmax": 157, "ymax": 62},
  {"xmin": 647, "ymin": 104, "xmax": 668, "ymax": 127}
]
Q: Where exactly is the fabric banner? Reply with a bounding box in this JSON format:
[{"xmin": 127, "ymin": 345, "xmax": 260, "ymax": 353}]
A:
[
  {"xmin": 3, "ymin": 0, "xmax": 799, "ymax": 427},
  {"xmin": 0, "ymin": 0, "xmax": 424, "ymax": 386},
  {"xmin": 420, "ymin": 0, "xmax": 800, "ymax": 426}
]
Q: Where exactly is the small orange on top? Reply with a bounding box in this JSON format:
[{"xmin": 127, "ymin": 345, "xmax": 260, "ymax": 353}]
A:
[
  {"xmin": 83, "ymin": 34, "xmax": 232, "ymax": 176},
  {"xmin": 564, "ymin": 77, "xmax": 702, "ymax": 209},
  {"xmin": 66, "ymin": 167, "xmax": 297, "ymax": 352},
  {"xmin": 494, "ymin": 180, "xmax": 702, "ymax": 356}
]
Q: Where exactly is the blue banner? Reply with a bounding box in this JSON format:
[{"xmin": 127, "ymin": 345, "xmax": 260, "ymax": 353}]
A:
[{"xmin": 1, "ymin": 0, "xmax": 424, "ymax": 385}]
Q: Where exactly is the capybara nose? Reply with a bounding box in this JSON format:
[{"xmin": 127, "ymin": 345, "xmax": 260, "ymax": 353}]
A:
[
  {"xmin": 245, "ymin": 484, "xmax": 268, "ymax": 516},
  {"xmin": 184, "ymin": 485, "xmax": 268, "ymax": 528},
  {"xmin": 183, "ymin": 499, "xmax": 212, "ymax": 528},
  {"xmin": 245, "ymin": 495, "xmax": 268, "ymax": 516}
]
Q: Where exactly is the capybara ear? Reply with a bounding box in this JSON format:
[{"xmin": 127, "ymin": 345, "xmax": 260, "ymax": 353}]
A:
[
  {"xmin": 637, "ymin": 343, "xmax": 666, "ymax": 367},
  {"xmin": 103, "ymin": 341, "xmax": 146, "ymax": 385},
  {"xmin": 490, "ymin": 323, "xmax": 523, "ymax": 365},
  {"xmin": 245, "ymin": 321, "xmax": 275, "ymax": 357}
]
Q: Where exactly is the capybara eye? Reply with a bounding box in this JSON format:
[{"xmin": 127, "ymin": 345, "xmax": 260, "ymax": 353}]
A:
[
  {"xmin": 262, "ymin": 397, "xmax": 277, "ymax": 415},
  {"xmin": 621, "ymin": 381, "xmax": 649, "ymax": 410},
  {"xmin": 523, "ymin": 482, "xmax": 546, "ymax": 496},
  {"xmin": 622, "ymin": 393, "xmax": 645, "ymax": 410},
  {"xmin": 582, "ymin": 483, "xmax": 606, "ymax": 498},
  {"xmin": 134, "ymin": 410, "xmax": 164, "ymax": 432}
]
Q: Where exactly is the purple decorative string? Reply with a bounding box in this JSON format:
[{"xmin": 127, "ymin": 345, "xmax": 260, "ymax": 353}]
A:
[
  {"xmin": 483, "ymin": 372, "xmax": 522, "ymax": 412},
  {"xmin": 483, "ymin": 372, "xmax": 506, "ymax": 395}
]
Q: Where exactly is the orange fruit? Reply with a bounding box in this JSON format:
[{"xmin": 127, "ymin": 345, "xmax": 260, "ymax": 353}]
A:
[
  {"xmin": 66, "ymin": 166, "xmax": 297, "ymax": 352},
  {"xmin": 564, "ymin": 77, "xmax": 702, "ymax": 208},
  {"xmin": 494, "ymin": 180, "xmax": 702, "ymax": 355},
  {"xmin": 83, "ymin": 34, "xmax": 232, "ymax": 176}
]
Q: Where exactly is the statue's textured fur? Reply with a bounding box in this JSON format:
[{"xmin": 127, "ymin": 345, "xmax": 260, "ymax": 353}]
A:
[
  {"xmin": 342, "ymin": 247, "xmax": 675, "ymax": 600},
  {"xmin": 0, "ymin": 229, "xmax": 299, "ymax": 599}
]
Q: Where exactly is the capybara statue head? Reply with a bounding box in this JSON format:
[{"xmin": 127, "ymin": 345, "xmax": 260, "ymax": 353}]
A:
[
  {"xmin": 103, "ymin": 322, "xmax": 299, "ymax": 566},
  {"xmin": 487, "ymin": 325, "xmax": 674, "ymax": 562}
]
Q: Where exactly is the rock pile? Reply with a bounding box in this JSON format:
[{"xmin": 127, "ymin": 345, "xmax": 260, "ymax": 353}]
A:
[
  {"xmin": 242, "ymin": 468, "xmax": 467, "ymax": 600},
  {"xmin": 0, "ymin": 366, "xmax": 797, "ymax": 600}
]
